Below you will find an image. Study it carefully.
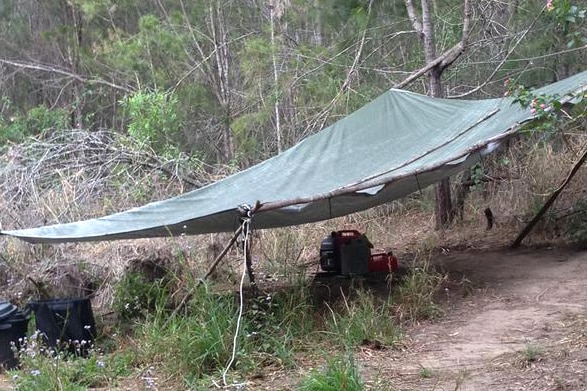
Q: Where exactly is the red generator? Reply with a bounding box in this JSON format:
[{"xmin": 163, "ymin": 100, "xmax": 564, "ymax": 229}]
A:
[{"xmin": 319, "ymin": 230, "xmax": 398, "ymax": 275}]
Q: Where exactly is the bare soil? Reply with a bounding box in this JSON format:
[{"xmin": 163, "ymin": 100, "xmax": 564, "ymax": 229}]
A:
[
  {"xmin": 249, "ymin": 246, "xmax": 587, "ymax": 390},
  {"xmin": 356, "ymin": 246, "xmax": 587, "ymax": 391}
]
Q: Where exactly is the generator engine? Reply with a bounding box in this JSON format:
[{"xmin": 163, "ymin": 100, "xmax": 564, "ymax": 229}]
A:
[{"xmin": 319, "ymin": 230, "xmax": 398, "ymax": 275}]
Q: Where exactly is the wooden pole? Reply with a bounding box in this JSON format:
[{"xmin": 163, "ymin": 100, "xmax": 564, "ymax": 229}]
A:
[
  {"xmin": 512, "ymin": 145, "xmax": 587, "ymax": 248},
  {"xmin": 202, "ymin": 224, "xmax": 243, "ymax": 281}
]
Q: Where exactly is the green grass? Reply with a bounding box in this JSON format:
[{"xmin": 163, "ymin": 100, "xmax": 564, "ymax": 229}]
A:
[
  {"xmin": 523, "ymin": 344, "xmax": 542, "ymax": 363},
  {"xmin": 137, "ymin": 285, "xmax": 238, "ymax": 383},
  {"xmin": 395, "ymin": 263, "xmax": 445, "ymax": 323},
  {"xmin": 6, "ymin": 244, "xmax": 448, "ymax": 389},
  {"xmin": 324, "ymin": 288, "xmax": 401, "ymax": 348},
  {"xmin": 9, "ymin": 331, "xmax": 133, "ymax": 391},
  {"xmin": 419, "ymin": 366, "xmax": 433, "ymax": 378},
  {"xmin": 298, "ymin": 352, "xmax": 365, "ymax": 391}
]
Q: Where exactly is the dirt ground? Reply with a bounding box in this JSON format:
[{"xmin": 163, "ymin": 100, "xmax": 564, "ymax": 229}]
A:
[
  {"xmin": 355, "ymin": 246, "xmax": 587, "ymax": 391},
  {"xmin": 249, "ymin": 246, "xmax": 587, "ymax": 391}
]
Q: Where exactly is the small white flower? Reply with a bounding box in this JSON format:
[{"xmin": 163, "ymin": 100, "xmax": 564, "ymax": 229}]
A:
[{"xmin": 30, "ymin": 369, "xmax": 41, "ymax": 377}]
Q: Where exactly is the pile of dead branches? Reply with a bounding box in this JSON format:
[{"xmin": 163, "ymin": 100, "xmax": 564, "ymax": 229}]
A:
[{"xmin": 0, "ymin": 129, "xmax": 232, "ymax": 230}]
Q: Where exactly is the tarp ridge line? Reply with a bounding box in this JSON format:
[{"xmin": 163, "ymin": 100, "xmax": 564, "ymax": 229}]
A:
[
  {"xmin": 336, "ymin": 108, "xmax": 500, "ymax": 189},
  {"xmin": 256, "ymin": 119, "xmax": 523, "ymax": 215}
]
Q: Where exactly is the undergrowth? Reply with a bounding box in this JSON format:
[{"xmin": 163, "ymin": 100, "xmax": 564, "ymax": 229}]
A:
[{"xmin": 9, "ymin": 331, "xmax": 133, "ymax": 391}]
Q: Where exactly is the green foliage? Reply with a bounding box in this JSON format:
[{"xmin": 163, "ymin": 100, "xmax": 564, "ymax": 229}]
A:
[
  {"xmin": 505, "ymin": 78, "xmax": 565, "ymax": 137},
  {"xmin": 10, "ymin": 331, "xmax": 131, "ymax": 391},
  {"xmin": 298, "ymin": 352, "xmax": 365, "ymax": 391},
  {"xmin": 113, "ymin": 272, "xmax": 171, "ymax": 320},
  {"xmin": 0, "ymin": 104, "xmax": 68, "ymax": 144},
  {"xmin": 547, "ymin": 0, "xmax": 586, "ymax": 47},
  {"xmin": 470, "ymin": 162, "xmax": 485, "ymax": 190},
  {"xmin": 138, "ymin": 285, "xmax": 237, "ymax": 382},
  {"xmin": 120, "ymin": 90, "xmax": 181, "ymax": 153}
]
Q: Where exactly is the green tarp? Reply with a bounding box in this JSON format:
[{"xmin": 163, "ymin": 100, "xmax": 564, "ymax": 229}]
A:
[{"xmin": 3, "ymin": 71, "xmax": 587, "ymax": 243}]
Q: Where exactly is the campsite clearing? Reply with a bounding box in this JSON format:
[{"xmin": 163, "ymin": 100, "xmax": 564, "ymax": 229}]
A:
[{"xmin": 249, "ymin": 246, "xmax": 587, "ymax": 390}]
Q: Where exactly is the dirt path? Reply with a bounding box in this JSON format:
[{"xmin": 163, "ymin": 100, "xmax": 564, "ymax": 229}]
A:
[{"xmin": 359, "ymin": 247, "xmax": 587, "ymax": 390}]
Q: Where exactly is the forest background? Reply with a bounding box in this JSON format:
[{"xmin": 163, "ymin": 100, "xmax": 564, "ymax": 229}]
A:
[{"xmin": 1, "ymin": 0, "xmax": 584, "ymax": 166}]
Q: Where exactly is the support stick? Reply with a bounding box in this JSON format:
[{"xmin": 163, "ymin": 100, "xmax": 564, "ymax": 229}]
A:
[
  {"xmin": 245, "ymin": 236, "xmax": 255, "ymax": 286},
  {"xmin": 203, "ymin": 225, "xmax": 243, "ymax": 281}
]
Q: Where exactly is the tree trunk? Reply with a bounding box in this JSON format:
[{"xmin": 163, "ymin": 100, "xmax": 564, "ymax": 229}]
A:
[{"xmin": 405, "ymin": 0, "xmax": 471, "ymax": 229}]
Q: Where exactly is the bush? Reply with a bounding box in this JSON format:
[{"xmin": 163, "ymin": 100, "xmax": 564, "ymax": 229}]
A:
[
  {"xmin": 0, "ymin": 105, "xmax": 68, "ymax": 145},
  {"xmin": 120, "ymin": 90, "xmax": 181, "ymax": 154}
]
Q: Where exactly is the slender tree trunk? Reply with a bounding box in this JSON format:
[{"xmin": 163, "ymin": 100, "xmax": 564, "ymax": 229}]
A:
[
  {"xmin": 209, "ymin": 2, "xmax": 235, "ymax": 163},
  {"xmin": 405, "ymin": 0, "xmax": 471, "ymax": 229},
  {"xmin": 269, "ymin": 2, "xmax": 282, "ymax": 153}
]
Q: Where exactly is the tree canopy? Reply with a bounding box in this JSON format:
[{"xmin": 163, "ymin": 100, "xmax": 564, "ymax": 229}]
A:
[{"xmin": 0, "ymin": 0, "xmax": 585, "ymax": 167}]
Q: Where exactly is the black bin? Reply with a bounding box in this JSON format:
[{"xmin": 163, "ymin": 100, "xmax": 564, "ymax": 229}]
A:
[
  {"xmin": 0, "ymin": 301, "xmax": 30, "ymax": 370},
  {"xmin": 28, "ymin": 298, "xmax": 96, "ymax": 355}
]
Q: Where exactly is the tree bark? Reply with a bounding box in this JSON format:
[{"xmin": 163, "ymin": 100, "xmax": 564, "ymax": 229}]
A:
[{"xmin": 404, "ymin": 0, "xmax": 472, "ymax": 229}]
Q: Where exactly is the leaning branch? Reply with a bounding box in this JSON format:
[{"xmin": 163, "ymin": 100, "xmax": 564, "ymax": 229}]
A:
[
  {"xmin": 0, "ymin": 59, "xmax": 134, "ymax": 93},
  {"xmin": 394, "ymin": 45, "xmax": 466, "ymax": 89},
  {"xmin": 396, "ymin": 0, "xmax": 472, "ymax": 89},
  {"xmin": 511, "ymin": 144, "xmax": 587, "ymax": 248},
  {"xmin": 439, "ymin": 0, "xmax": 472, "ymax": 70}
]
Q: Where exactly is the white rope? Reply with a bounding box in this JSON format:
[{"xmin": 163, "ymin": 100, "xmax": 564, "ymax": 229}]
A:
[{"xmin": 221, "ymin": 217, "xmax": 250, "ymax": 388}]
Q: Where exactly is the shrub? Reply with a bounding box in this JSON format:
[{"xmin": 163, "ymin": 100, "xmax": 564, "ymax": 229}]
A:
[
  {"xmin": 120, "ymin": 90, "xmax": 181, "ymax": 154},
  {"xmin": 0, "ymin": 105, "xmax": 68, "ymax": 145}
]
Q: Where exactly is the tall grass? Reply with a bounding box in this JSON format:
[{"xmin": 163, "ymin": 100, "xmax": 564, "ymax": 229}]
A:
[
  {"xmin": 395, "ymin": 263, "xmax": 445, "ymax": 323},
  {"xmin": 135, "ymin": 275, "xmax": 316, "ymax": 385},
  {"xmin": 243, "ymin": 278, "xmax": 315, "ymax": 368},
  {"xmin": 324, "ymin": 288, "xmax": 400, "ymax": 348},
  {"xmin": 137, "ymin": 285, "xmax": 237, "ymax": 383}
]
